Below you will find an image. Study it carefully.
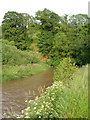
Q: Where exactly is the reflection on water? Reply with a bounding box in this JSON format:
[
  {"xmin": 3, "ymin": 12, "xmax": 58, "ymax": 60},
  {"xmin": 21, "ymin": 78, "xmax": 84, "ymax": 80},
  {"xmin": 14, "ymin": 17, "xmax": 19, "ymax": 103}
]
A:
[{"xmin": 1, "ymin": 68, "xmax": 53, "ymax": 117}]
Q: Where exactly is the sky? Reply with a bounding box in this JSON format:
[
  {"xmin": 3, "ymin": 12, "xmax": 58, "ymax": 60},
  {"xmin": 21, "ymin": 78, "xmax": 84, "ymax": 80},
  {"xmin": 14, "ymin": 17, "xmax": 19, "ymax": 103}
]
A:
[{"xmin": 0, "ymin": 0, "xmax": 89, "ymax": 24}]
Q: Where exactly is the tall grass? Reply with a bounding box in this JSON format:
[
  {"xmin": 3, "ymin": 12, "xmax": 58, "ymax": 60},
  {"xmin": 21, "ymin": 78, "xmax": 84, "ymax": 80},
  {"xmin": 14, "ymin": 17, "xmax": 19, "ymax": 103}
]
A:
[
  {"xmin": 2, "ymin": 63, "xmax": 48, "ymax": 82},
  {"xmin": 20, "ymin": 59, "xmax": 88, "ymax": 118},
  {"xmin": 2, "ymin": 39, "xmax": 49, "ymax": 82},
  {"xmin": 2, "ymin": 42, "xmax": 42, "ymax": 65}
]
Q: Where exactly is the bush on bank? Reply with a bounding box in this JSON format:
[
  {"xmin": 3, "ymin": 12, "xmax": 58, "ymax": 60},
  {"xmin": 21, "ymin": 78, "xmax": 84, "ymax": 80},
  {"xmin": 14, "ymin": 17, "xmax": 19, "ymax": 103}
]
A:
[{"xmin": 54, "ymin": 58, "xmax": 77, "ymax": 83}]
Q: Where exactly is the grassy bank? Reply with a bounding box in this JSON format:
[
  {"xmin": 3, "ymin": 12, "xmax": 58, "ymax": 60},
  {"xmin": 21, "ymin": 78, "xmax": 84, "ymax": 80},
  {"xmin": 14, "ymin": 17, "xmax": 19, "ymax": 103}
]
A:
[
  {"xmin": 2, "ymin": 40, "xmax": 42, "ymax": 65},
  {"xmin": 20, "ymin": 59, "xmax": 88, "ymax": 118},
  {"xmin": 2, "ymin": 63, "xmax": 48, "ymax": 82},
  {"xmin": 2, "ymin": 39, "xmax": 49, "ymax": 82}
]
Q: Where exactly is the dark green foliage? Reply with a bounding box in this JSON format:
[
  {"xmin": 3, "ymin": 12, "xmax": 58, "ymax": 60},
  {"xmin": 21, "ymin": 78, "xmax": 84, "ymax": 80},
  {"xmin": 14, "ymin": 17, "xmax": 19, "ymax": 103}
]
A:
[
  {"xmin": 2, "ymin": 10, "xmax": 89, "ymax": 66},
  {"xmin": 26, "ymin": 16, "xmax": 40, "ymax": 43},
  {"xmin": 37, "ymin": 31, "xmax": 54, "ymax": 56},
  {"xmin": 46, "ymin": 32, "xmax": 68, "ymax": 66},
  {"xmin": 69, "ymin": 14, "xmax": 89, "ymax": 26},
  {"xmin": 36, "ymin": 12, "xmax": 89, "ymax": 66},
  {"xmin": 35, "ymin": 8, "xmax": 60, "ymax": 33},
  {"xmin": 68, "ymin": 23, "xmax": 90, "ymax": 66},
  {"xmin": 2, "ymin": 11, "xmax": 31, "ymax": 50}
]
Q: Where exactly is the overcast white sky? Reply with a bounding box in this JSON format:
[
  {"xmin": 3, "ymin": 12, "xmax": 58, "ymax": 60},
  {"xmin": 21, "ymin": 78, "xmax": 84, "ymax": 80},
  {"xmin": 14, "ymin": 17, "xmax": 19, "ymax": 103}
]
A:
[{"xmin": 0, "ymin": 0, "xmax": 89, "ymax": 24}]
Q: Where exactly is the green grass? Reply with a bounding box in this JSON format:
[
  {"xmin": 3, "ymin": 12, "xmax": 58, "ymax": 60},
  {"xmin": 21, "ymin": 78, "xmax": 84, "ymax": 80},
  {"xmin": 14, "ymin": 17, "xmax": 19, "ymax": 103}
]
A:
[
  {"xmin": 2, "ymin": 63, "xmax": 48, "ymax": 82},
  {"xmin": 2, "ymin": 39, "xmax": 49, "ymax": 82},
  {"xmin": 20, "ymin": 63, "xmax": 88, "ymax": 118},
  {"xmin": 53, "ymin": 65, "xmax": 88, "ymax": 118},
  {"xmin": 2, "ymin": 42, "xmax": 42, "ymax": 65}
]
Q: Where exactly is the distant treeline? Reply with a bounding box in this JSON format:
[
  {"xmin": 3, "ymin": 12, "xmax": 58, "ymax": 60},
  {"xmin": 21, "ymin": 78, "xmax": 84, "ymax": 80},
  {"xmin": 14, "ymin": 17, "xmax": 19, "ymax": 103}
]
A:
[{"xmin": 1, "ymin": 9, "xmax": 90, "ymax": 66}]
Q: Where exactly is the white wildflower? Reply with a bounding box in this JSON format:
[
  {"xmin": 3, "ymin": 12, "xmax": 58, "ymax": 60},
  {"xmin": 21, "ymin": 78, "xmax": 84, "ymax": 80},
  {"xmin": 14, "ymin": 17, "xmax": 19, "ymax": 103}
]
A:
[
  {"xmin": 35, "ymin": 96, "xmax": 38, "ymax": 100},
  {"xmin": 25, "ymin": 107, "xmax": 30, "ymax": 111},
  {"xmin": 25, "ymin": 116, "xmax": 29, "ymax": 118},
  {"xmin": 17, "ymin": 116, "xmax": 20, "ymax": 118},
  {"xmin": 41, "ymin": 105, "xmax": 44, "ymax": 108},
  {"xmin": 21, "ymin": 110, "xmax": 24, "ymax": 113},
  {"xmin": 43, "ymin": 101, "xmax": 45, "ymax": 104},
  {"xmin": 39, "ymin": 116, "xmax": 41, "ymax": 118},
  {"xmin": 36, "ymin": 111, "xmax": 39, "ymax": 114},
  {"xmin": 46, "ymin": 104, "xmax": 49, "ymax": 108},
  {"xmin": 25, "ymin": 100, "xmax": 28, "ymax": 103},
  {"xmin": 34, "ymin": 107, "xmax": 36, "ymax": 110},
  {"xmin": 27, "ymin": 107, "xmax": 30, "ymax": 110},
  {"xmin": 60, "ymin": 84, "xmax": 63, "ymax": 86},
  {"xmin": 51, "ymin": 98, "xmax": 54, "ymax": 101},
  {"xmin": 35, "ymin": 102, "xmax": 38, "ymax": 105},
  {"xmin": 25, "ymin": 112, "xmax": 28, "ymax": 115},
  {"xmin": 28, "ymin": 100, "xmax": 32, "ymax": 103}
]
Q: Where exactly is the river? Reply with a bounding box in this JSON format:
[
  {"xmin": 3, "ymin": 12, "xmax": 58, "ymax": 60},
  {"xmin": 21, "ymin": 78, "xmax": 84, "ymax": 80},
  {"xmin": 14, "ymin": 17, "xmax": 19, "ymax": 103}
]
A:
[{"xmin": 1, "ymin": 68, "xmax": 53, "ymax": 117}]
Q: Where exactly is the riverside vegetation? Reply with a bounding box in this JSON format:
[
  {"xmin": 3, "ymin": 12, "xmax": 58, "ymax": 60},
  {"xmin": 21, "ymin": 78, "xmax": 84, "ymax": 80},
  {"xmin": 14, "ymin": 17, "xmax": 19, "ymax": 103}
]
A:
[
  {"xmin": 2, "ymin": 39, "xmax": 49, "ymax": 82},
  {"xmin": 19, "ymin": 59, "xmax": 88, "ymax": 118},
  {"xmin": 1, "ymin": 8, "xmax": 89, "ymax": 118}
]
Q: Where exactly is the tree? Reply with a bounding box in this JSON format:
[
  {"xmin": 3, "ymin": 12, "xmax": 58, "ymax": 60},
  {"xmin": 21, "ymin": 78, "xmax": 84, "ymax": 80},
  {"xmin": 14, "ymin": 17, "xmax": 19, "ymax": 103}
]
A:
[
  {"xmin": 35, "ymin": 8, "xmax": 60, "ymax": 33},
  {"xmin": 69, "ymin": 14, "xmax": 89, "ymax": 26},
  {"xmin": 72, "ymin": 23, "xmax": 90, "ymax": 65},
  {"xmin": 2, "ymin": 11, "xmax": 31, "ymax": 50},
  {"xmin": 37, "ymin": 31, "xmax": 54, "ymax": 56},
  {"xmin": 36, "ymin": 11, "xmax": 90, "ymax": 66},
  {"xmin": 27, "ymin": 16, "xmax": 41, "ymax": 43}
]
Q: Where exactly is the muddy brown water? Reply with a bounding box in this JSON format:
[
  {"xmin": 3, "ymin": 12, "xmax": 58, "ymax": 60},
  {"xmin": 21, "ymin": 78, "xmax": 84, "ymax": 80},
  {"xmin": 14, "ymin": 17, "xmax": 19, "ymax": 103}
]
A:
[{"xmin": 1, "ymin": 68, "xmax": 53, "ymax": 117}]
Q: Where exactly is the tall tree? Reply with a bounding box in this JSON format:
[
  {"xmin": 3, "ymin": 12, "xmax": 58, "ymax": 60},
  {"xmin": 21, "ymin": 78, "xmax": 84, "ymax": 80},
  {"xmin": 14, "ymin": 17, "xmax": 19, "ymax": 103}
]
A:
[
  {"xmin": 35, "ymin": 8, "xmax": 60, "ymax": 33},
  {"xmin": 2, "ymin": 11, "xmax": 30, "ymax": 50},
  {"xmin": 69, "ymin": 14, "xmax": 89, "ymax": 26},
  {"xmin": 27, "ymin": 16, "xmax": 40, "ymax": 43}
]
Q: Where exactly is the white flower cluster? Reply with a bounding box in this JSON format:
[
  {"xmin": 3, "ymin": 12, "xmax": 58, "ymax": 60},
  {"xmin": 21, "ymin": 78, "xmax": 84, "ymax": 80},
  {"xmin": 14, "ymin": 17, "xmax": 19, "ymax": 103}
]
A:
[{"xmin": 34, "ymin": 107, "xmax": 36, "ymax": 110}]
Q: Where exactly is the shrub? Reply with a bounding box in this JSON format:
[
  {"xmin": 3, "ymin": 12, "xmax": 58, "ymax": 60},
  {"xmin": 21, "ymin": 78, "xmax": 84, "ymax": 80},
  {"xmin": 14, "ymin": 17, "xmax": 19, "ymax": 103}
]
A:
[{"xmin": 54, "ymin": 57, "xmax": 77, "ymax": 83}]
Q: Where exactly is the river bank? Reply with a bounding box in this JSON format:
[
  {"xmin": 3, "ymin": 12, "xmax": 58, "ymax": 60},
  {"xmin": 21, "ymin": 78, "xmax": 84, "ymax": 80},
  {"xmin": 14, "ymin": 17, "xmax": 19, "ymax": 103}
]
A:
[
  {"xmin": 2, "ymin": 40, "xmax": 49, "ymax": 82},
  {"xmin": 19, "ymin": 60, "xmax": 88, "ymax": 118},
  {"xmin": 2, "ymin": 62, "xmax": 49, "ymax": 82}
]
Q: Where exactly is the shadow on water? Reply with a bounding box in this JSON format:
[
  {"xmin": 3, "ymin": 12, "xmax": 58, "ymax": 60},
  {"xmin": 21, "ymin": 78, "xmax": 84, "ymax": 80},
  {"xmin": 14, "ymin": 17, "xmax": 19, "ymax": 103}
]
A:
[{"xmin": 1, "ymin": 68, "xmax": 54, "ymax": 117}]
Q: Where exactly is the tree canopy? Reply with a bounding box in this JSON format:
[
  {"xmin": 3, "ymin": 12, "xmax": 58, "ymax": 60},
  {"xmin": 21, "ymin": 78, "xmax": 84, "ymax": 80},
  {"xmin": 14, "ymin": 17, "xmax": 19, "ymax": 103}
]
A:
[
  {"xmin": 2, "ymin": 9, "xmax": 90, "ymax": 66},
  {"xmin": 2, "ymin": 11, "xmax": 31, "ymax": 50}
]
